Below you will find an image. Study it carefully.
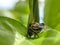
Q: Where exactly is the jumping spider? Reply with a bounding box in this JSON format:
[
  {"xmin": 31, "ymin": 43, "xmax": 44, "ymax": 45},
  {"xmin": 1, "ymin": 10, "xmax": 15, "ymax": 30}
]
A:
[{"xmin": 27, "ymin": 22, "xmax": 44, "ymax": 39}]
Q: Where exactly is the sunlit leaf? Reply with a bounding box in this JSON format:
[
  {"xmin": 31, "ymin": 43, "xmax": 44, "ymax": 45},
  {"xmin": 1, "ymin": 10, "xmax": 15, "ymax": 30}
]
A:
[
  {"xmin": 15, "ymin": 29, "xmax": 60, "ymax": 45},
  {"xmin": 0, "ymin": 0, "xmax": 29, "ymax": 27},
  {"xmin": 44, "ymin": 0, "xmax": 60, "ymax": 30},
  {"xmin": 0, "ymin": 16, "xmax": 27, "ymax": 45},
  {"xmin": 0, "ymin": 10, "xmax": 28, "ymax": 27},
  {"xmin": 13, "ymin": 1, "xmax": 29, "ymax": 14},
  {"xmin": 11, "ymin": 1, "xmax": 29, "ymax": 27},
  {"xmin": 0, "ymin": 10, "xmax": 15, "ymax": 19}
]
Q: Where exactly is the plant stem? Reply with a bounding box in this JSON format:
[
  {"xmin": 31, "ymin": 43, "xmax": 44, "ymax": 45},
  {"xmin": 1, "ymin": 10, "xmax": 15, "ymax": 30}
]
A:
[
  {"xmin": 27, "ymin": 0, "xmax": 39, "ymax": 38},
  {"xmin": 33, "ymin": 0, "xmax": 39, "ymax": 22},
  {"xmin": 28, "ymin": 0, "xmax": 39, "ymax": 24}
]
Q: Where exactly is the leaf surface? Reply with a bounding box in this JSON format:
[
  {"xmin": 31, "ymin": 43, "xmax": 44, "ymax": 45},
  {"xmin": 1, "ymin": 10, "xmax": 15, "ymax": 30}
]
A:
[{"xmin": 44, "ymin": 0, "xmax": 60, "ymax": 30}]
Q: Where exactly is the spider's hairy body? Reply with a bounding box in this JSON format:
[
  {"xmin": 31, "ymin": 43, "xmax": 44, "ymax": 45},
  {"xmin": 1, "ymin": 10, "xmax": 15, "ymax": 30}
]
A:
[{"xmin": 27, "ymin": 22, "xmax": 44, "ymax": 39}]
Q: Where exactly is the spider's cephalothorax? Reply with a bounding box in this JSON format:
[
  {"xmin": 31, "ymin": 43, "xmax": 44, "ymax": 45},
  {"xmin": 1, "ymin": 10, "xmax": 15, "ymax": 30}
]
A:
[{"xmin": 27, "ymin": 22, "xmax": 44, "ymax": 39}]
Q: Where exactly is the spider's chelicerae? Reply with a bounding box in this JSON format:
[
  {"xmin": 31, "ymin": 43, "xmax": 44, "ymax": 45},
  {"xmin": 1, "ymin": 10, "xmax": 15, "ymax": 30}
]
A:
[{"xmin": 27, "ymin": 22, "xmax": 44, "ymax": 39}]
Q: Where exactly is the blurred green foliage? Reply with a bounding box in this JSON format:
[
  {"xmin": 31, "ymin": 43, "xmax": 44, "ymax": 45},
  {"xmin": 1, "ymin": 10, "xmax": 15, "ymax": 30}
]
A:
[
  {"xmin": 0, "ymin": 0, "xmax": 60, "ymax": 45},
  {"xmin": 44, "ymin": 0, "xmax": 60, "ymax": 31}
]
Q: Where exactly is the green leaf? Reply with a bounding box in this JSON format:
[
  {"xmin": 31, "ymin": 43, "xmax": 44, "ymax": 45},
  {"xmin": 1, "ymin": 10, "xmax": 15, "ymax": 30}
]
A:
[
  {"xmin": 44, "ymin": 0, "xmax": 60, "ymax": 30},
  {"xmin": 11, "ymin": 1, "xmax": 29, "ymax": 27},
  {"xmin": 15, "ymin": 29, "xmax": 60, "ymax": 45},
  {"xmin": 0, "ymin": 16, "xmax": 27, "ymax": 45},
  {"xmin": 0, "ymin": 17, "xmax": 60, "ymax": 45},
  {"xmin": 30, "ymin": 30, "xmax": 60, "ymax": 45},
  {"xmin": 13, "ymin": 1, "xmax": 29, "ymax": 14},
  {"xmin": 0, "ymin": 10, "xmax": 15, "ymax": 19},
  {"xmin": 0, "ymin": 10, "xmax": 28, "ymax": 27},
  {"xmin": 0, "ymin": 1, "xmax": 29, "ymax": 27}
]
